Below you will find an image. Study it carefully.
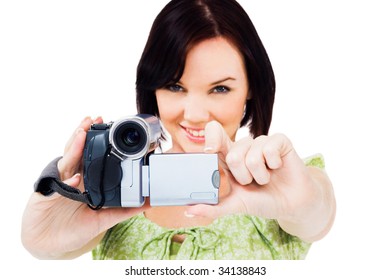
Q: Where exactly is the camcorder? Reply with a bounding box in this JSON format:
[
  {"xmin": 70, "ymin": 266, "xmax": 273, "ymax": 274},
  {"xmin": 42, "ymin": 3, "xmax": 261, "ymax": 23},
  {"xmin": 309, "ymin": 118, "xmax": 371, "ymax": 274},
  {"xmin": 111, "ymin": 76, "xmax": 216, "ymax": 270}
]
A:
[{"xmin": 83, "ymin": 114, "xmax": 220, "ymax": 208}]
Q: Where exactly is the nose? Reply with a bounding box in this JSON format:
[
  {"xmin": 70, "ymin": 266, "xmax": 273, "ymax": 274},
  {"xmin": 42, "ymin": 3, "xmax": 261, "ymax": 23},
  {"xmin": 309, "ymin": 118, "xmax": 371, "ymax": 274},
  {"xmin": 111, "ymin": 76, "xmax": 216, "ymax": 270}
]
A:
[{"xmin": 183, "ymin": 94, "xmax": 210, "ymax": 124}]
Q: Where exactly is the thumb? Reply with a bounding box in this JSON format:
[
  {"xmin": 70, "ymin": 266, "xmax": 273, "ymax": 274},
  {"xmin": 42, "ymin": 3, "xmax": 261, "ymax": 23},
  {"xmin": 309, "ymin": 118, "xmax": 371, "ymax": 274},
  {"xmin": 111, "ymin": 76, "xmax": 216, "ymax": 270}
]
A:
[
  {"xmin": 185, "ymin": 197, "xmax": 239, "ymax": 220},
  {"xmin": 63, "ymin": 173, "xmax": 82, "ymax": 188},
  {"xmin": 185, "ymin": 204, "xmax": 228, "ymax": 220},
  {"xmin": 204, "ymin": 121, "xmax": 233, "ymax": 158}
]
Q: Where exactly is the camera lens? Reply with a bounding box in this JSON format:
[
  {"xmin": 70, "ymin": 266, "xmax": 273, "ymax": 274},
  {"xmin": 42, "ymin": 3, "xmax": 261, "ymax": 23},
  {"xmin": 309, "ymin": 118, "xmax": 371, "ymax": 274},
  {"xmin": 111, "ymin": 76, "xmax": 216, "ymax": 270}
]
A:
[
  {"xmin": 122, "ymin": 129, "xmax": 141, "ymax": 147},
  {"xmin": 113, "ymin": 121, "xmax": 147, "ymax": 157}
]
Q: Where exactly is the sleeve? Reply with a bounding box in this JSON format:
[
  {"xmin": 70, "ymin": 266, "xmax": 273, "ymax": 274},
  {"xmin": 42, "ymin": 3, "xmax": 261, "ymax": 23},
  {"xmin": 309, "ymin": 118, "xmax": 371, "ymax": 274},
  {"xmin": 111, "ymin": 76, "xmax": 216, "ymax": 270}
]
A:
[
  {"xmin": 249, "ymin": 216, "xmax": 311, "ymax": 260},
  {"xmin": 303, "ymin": 153, "xmax": 325, "ymax": 169}
]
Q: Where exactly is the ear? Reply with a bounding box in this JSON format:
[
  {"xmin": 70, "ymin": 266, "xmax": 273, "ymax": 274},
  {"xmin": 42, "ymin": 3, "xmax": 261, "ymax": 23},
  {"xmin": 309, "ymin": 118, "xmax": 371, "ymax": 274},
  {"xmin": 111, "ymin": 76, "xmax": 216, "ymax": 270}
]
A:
[{"xmin": 241, "ymin": 104, "xmax": 247, "ymax": 121}]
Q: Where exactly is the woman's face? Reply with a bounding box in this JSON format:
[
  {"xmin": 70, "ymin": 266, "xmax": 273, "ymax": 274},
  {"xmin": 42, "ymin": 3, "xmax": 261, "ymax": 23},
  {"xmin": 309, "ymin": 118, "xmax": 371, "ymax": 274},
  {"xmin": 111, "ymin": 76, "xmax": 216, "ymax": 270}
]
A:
[{"xmin": 156, "ymin": 37, "xmax": 249, "ymax": 153}]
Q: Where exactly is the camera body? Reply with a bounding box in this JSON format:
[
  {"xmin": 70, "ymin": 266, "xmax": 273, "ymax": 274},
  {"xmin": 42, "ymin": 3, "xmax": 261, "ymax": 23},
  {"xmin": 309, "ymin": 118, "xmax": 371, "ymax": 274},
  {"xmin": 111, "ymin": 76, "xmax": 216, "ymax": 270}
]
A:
[{"xmin": 83, "ymin": 114, "xmax": 220, "ymax": 207}]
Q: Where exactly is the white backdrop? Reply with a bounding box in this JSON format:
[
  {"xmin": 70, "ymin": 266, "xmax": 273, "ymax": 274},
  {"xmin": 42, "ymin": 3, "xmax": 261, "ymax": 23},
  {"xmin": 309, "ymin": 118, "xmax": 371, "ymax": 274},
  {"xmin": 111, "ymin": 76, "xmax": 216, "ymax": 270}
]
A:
[{"xmin": 1, "ymin": 0, "xmax": 389, "ymax": 279}]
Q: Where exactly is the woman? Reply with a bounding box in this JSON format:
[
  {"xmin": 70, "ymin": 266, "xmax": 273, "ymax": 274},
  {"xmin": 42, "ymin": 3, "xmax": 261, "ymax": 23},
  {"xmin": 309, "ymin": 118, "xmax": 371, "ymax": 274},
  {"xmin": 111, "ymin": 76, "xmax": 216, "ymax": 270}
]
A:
[{"xmin": 22, "ymin": 0, "xmax": 335, "ymax": 260}]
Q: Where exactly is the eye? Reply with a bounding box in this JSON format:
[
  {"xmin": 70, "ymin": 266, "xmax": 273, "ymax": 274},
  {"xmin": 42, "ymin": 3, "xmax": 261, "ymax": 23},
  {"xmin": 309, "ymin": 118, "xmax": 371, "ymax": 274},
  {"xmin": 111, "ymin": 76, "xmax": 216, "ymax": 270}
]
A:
[
  {"xmin": 166, "ymin": 84, "xmax": 184, "ymax": 92},
  {"xmin": 212, "ymin": 85, "xmax": 230, "ymax": 94}
]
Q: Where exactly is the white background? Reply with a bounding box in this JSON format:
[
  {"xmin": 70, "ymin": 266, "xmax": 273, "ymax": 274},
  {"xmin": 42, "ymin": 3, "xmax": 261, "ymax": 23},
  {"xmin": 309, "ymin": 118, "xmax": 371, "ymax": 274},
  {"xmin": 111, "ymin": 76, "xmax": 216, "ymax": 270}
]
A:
[{"xmin": 1, "ymin": 0, "xmax": 389, "ymax": 279}]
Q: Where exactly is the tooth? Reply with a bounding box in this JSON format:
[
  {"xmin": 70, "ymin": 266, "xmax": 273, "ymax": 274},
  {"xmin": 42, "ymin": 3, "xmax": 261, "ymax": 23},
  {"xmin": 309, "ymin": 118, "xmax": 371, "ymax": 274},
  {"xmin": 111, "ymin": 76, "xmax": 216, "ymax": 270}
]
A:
[{"xmin": 186, "ymin": 128, "xmax": 205, "ymax": 137}]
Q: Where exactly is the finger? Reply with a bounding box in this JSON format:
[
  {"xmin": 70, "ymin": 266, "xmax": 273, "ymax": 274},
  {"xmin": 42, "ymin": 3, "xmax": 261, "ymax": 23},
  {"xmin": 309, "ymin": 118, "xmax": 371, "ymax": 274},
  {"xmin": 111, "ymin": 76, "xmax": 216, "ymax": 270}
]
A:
[
  {"xmin": 225, "ymin": 137, "xmax": 254, "ymax": 185},
  {"xmin": 258, "ymin": 133, "xmax": 293, "ymax": 170},
  {"xmin": 64, "ymin": 117, "xmax": 94, "ymax": 154},
  {"xmin": 58, "ymin": 127, "xmax": 87, "ymax": 180},
  {"xmin": 185, "ymin": 202, "xmax": 236, "ymax": 220},
  {"xmin": 63, "ymin": 173, "xmax": 82, "ymax": 188},
  {"xmin": 245, "ymin": 136, "xmax": 271, "ymax": 185},
  {"xmin": 204, "ymin": 121, "xmax": 233, "ymax": 158},
  {"xmin": 60, "ymin": 117, "xmax": 104, "ymax": 179},
  {"xmin": 93, "ymin": 116, "xmax": 104, "ymax": 125},
  {"xmin": 245, "ymin": 134, "xmax": 294, "ymax": 185},
  {"xmin": 64, "ymin": 116, "xmax": 103, "ymax": 154},
  {"xmin": 264, "ymin": 133, "xmax": 293, "ymax": 168}
]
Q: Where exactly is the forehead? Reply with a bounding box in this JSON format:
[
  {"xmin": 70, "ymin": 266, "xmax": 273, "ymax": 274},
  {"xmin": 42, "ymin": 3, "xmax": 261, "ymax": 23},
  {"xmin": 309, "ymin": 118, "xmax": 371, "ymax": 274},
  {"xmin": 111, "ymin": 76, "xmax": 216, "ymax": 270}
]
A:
[{"xmin": 181, "ymin": 37, "xmax": 246, "ymax": 82}]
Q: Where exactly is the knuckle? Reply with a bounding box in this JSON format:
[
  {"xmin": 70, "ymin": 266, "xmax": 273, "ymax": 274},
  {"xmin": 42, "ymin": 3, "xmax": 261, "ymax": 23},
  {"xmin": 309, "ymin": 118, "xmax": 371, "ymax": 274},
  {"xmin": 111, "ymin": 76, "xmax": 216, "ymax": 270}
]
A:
[
  {"xmin": 245, "ymin": 155, "xmax": 259, "ymax": 170},
  {"xmin": 255, "ymin": 135, "xmax": 268, "ymax": 142},
  {"xmin": 239, "ymin": 176, "xmax": 253, "ymax": 186},
  {"xmin": 255, "ymin": 172, "xmax": 270, "ymax": 186},
  {"xmin": 263, "ymin": 145, "xmax": 277, "ymax": 158},
  {"xmin": 229, "ymin": 168, "xmax": 253, "ymax": 186},
  {"xmin": 225, "ymin": 151, "xmax": 242, "ymax": 167}
]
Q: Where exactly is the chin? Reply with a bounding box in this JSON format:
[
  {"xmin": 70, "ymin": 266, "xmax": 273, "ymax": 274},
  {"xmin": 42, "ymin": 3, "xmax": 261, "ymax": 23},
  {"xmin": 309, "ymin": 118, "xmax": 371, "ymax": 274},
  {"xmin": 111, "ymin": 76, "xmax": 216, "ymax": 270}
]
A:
[{"xmin": 173, "ymin": 141, "xmax": 205, "ymax": 154}]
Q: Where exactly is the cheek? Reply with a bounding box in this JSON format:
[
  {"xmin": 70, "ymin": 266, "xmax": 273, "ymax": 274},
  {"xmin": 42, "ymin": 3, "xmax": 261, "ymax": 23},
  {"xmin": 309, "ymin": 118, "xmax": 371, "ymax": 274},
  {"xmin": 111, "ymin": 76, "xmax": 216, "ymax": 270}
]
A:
[
  {"xmin": 216, "ymin": 94, "xmax": 246, "ymax": 120},
  {"xmin": 214, "ymin": 106, "xmax": 241, "ymax": 122},
  {"xmin": 156, "ymin": 94, "xmax": 181, "ymax": 122},
  {"xmin": 212, "ymin": 100, "xmax": 245, "ymax": 137}
]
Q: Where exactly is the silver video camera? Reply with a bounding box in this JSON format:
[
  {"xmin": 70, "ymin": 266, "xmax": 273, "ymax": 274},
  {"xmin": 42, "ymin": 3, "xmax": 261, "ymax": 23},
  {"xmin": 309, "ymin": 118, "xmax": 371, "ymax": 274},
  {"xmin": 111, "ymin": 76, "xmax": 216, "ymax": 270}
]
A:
[{"xmin": 83, "ymin": 114, "xmax": 220, "ymax": 207}]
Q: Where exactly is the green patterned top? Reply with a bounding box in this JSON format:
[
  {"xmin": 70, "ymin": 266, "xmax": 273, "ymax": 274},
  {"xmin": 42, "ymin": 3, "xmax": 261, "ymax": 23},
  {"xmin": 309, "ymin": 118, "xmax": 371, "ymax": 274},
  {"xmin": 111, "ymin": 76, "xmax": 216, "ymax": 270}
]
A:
[{"xmin": 92, "ymin": 154, "xmax": 324, "ymax": 260}]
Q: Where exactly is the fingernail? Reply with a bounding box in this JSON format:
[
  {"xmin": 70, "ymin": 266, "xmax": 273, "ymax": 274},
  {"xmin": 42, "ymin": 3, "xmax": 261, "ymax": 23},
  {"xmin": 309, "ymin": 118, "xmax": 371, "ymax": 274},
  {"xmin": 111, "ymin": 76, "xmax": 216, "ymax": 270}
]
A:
[
  {"xmin": 204, "ymin": 147, "xmax": 214, "ymax": 153},
  {"xmin": 184, "ymin": 211, "xmax": 195, "ymax": 218},
  {"xmin": 93, "ymin": 116, "xmax": 102, "ymax": 123}
]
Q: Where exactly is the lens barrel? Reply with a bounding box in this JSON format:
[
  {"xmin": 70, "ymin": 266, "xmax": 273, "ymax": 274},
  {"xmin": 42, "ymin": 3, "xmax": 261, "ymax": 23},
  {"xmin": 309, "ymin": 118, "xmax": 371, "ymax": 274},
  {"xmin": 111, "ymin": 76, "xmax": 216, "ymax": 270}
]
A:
[
  {"xmin": 109, "ymin": 115, "xmax": 161, "ymax": 159},
  {"xmin": 113, "ymin": 121, "xmax": 147, "ymax": 157}
]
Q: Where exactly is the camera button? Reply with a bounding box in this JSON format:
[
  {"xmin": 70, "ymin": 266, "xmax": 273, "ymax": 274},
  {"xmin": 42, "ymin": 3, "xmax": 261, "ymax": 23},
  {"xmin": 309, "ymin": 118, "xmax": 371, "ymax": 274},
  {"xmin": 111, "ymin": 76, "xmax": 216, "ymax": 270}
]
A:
[{"xmin": 212, "ymin": 170, "xmax": 220, "ymax": 189}]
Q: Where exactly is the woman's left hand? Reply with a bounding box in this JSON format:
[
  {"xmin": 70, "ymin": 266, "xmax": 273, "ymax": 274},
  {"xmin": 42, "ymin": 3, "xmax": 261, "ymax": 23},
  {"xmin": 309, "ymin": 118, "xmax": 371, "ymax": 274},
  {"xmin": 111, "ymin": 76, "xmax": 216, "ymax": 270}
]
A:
[{"xmin": 186, "ymin": 121, "xmax": 335, "ymax": 242}]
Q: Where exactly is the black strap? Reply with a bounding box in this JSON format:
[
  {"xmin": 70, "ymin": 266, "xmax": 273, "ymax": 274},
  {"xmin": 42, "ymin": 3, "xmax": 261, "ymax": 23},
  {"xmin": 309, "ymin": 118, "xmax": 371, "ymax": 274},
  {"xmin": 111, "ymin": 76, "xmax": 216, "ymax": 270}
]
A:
[{"xmin": 34, "ymin": 157, "xmax": 92, "ymax": 205}]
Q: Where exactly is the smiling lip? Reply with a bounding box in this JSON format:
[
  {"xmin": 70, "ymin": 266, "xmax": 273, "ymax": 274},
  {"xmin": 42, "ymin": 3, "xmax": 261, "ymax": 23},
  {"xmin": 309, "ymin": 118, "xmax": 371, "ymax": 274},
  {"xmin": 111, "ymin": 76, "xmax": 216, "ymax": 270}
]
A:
[{"xmin": 181, "ymin": 125, "xmax": 205, "ymax": 143}]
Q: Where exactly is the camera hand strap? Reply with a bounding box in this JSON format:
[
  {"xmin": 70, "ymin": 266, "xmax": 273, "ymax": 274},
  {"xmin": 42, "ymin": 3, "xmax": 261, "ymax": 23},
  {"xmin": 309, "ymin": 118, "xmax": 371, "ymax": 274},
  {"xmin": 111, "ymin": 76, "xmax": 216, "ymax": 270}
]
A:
[{"xmin": 34, "ymin": 157, "xmax": 93, "ymax": 206}]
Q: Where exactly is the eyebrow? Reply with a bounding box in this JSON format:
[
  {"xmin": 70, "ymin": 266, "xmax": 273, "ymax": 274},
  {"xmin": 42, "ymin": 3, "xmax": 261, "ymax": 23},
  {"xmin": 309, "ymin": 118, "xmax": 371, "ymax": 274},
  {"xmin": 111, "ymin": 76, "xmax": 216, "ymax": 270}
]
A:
[
  {"xmin": 175, "ymin": 77, "xmax": 236, "ymax": 87},
  {"xmin": 209, "ymin": 77, "xmax": 236, "ymax": 86}
]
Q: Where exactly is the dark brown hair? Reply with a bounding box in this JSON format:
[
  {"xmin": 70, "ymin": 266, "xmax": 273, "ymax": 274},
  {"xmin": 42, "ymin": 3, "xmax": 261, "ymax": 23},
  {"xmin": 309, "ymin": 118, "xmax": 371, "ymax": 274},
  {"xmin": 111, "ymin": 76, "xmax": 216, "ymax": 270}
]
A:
[{"xmin": 136, "ymin": 0, "xmax": 275, "ymax": 136}]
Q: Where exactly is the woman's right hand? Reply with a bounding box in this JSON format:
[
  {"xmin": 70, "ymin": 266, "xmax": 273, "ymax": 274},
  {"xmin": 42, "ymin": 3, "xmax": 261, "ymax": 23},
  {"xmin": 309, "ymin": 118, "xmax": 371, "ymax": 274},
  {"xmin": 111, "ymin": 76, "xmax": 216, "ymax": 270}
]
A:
[{"xmin": 21, "ymin": 117, "xmax": 150, "ymax": 259}]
